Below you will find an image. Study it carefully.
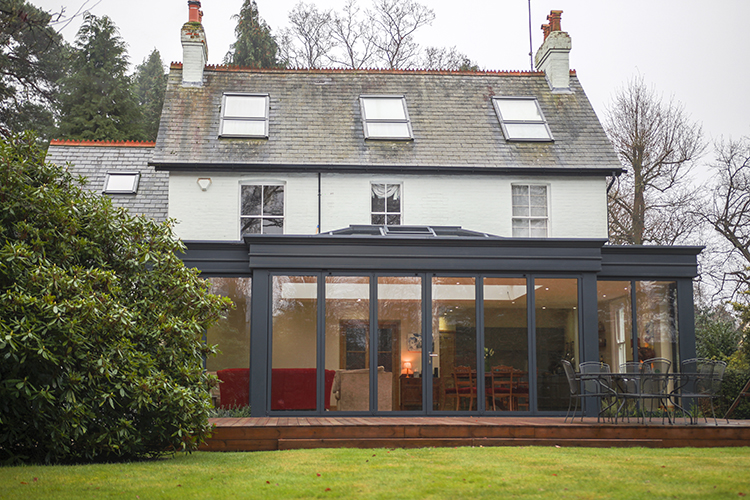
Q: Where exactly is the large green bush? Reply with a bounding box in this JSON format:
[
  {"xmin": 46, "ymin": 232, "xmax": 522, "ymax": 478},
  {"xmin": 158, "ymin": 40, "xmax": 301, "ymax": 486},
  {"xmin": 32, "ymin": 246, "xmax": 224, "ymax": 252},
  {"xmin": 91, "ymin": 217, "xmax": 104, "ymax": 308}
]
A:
[{"xmin": 0, "ymin": 132, "xmax": 231, "ymax": 464}]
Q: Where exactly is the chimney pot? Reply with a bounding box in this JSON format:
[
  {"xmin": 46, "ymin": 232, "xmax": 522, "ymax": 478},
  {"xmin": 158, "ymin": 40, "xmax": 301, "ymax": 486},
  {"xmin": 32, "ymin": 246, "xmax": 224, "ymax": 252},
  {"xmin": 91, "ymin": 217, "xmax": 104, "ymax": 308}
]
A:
[
  {"xmin": 188, "ymin": 1, "xmax": 202, "ymax": 23},
  {"xmin": 547, "ymin": 10, "xmax": 563, "ymax": 32},
  {"xmin": 534, "ymin": 10, "xmax": 571, "ymax": 91}
]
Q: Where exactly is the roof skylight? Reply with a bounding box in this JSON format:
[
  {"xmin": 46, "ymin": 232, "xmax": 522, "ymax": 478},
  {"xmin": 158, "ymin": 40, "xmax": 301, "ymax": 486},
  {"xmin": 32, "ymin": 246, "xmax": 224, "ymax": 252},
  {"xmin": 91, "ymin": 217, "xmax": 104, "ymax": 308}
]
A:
[
  {"xmin": 492, "ymin": 97, "xmax": 553, "ymax": 141},
  {"xmin": 220, "ymin": 93, "xmax": 270, "ymax": 138},
  {"xmin": 360, "ymin": 95, "xmax": 413, "ymax": 140}
]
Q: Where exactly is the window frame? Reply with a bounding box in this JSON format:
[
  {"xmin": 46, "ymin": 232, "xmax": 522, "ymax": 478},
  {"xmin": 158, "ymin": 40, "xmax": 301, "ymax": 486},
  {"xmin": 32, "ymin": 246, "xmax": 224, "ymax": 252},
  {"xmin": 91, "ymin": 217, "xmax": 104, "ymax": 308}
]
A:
[
  {"xmin": 239, "ymin": 182, "xmax": 285, "ymax": 236},
  {"xmin": 220, "ymin": 93, "xmax": 270, "ymax": 139},
  {"xmin": 103, "ymin": 172, "xmax": 140, "ymax": 194},
  {"xmin": 359, "ymin": 95, "xmax": 413, "ymax": 141},
  {"xmin": 511, "ymin": 183, "xmax": 549, "ymax": 238},
  {"xmin": 370, "ymin": 182, "xmax": 403, "ymax": 226},
  {"xmin": 492, "ymin": 97, "xmax": 554, "ymax": 142}
]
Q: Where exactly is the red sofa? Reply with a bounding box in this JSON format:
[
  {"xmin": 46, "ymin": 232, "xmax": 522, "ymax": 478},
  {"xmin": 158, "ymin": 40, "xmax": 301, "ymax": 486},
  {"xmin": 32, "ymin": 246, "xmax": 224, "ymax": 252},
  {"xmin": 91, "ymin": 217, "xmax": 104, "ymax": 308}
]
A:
[{"xmin": 216, "ymin": 368, "xmax": 335, "ymax": 411}]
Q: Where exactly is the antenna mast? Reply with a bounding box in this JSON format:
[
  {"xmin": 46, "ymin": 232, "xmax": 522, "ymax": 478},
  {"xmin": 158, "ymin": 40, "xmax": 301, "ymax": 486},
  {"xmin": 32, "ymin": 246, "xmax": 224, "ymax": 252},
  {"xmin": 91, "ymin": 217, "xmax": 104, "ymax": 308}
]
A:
[{"xmin": 527, "ymin": 0, "xmax": 534, "ymax": 71}]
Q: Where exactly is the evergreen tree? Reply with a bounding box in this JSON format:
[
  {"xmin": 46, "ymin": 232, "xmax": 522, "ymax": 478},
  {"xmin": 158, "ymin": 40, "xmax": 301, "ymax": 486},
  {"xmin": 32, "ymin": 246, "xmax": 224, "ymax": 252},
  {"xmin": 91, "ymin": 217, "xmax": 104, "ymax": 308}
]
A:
[
  {"xmin": 132, "ymin": 49, "xmax": 166, "ymax": 141},
  {"xmin": 57, "ymin": 13, "xmax": 143, "ymax": 141},
  {"xmin": 224, "ymin": 0, "xmax": 282, "ymax": 68},
  {"xmin": 0, "ymin": 0, "xmax": 67, "ymax": 139}
]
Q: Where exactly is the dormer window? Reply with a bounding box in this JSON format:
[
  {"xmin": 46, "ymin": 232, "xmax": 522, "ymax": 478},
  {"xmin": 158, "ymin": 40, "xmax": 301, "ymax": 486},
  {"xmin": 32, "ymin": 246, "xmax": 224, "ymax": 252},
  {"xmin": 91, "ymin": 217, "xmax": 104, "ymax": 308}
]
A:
[
  {"xmin": 492, "ymin": 97, "xmax": 553, "ymax": 141},
  {"xmin": 220, "ymin": 93, "xmax": 269, "ymax": 138},
  {"xmin": 103, "ymin": 172, "xmax": 139, "ymax": 194},
  {"xmin": 360, "ymin": 95, "xmax": 413, "ymax": 140}
]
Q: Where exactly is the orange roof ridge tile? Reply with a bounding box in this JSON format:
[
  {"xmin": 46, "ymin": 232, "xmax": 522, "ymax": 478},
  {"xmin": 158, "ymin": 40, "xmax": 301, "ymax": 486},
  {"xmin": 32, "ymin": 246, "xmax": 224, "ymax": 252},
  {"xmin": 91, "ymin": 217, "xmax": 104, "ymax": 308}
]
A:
[
  {"xmin": 169, "ymin": 61, "xmax": 545, "ymax": 76},
  {"xmin": 49, "ymin": 139, "xmax": 155, "ymax": 147}
]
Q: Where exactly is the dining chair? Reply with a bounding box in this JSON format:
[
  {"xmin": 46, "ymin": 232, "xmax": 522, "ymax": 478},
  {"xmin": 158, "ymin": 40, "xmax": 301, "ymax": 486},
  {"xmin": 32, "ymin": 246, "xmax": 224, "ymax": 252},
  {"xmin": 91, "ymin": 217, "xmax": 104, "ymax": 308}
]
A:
[
  {"xmin": 446, "ymin": 365, "xmax": 476, "ymax": 411},
  {"xmin": 489, "ymin": 365, "xmax": 513, "ymax": 411}
]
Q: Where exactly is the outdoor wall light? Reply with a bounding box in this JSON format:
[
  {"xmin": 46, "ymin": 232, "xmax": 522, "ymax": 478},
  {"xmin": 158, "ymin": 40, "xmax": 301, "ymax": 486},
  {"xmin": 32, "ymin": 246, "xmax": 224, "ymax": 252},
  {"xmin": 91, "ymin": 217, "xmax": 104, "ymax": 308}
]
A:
[{"xmin": 197, "ymin": 177, "xmax": 212, "ymax": 191}]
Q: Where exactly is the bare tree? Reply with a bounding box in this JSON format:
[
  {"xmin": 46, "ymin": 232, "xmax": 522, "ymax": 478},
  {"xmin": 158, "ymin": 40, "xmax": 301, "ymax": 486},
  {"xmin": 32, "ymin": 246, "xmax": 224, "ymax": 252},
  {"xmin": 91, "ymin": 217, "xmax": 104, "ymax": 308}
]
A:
[
  {"xmin": 693, "ymin": 137, "xmax": 750, "ymax": 298},
  {"xmin": 328, "ymin": 0, "xmax": 375, "ymax": 69},
  {"xmin": 421, "ymin": 46, "xmax": 479, "ymax": 71},
  {"xmin": 278, "ymin": 1, "xmax": 334, "ymax": 68},
  {"xmin": 368, "ymin": 0, "xmax": 435, "ymax": 69},
  {"xmin": 605, "ymin": 76, "xmax": 705, "ymax": 245}
]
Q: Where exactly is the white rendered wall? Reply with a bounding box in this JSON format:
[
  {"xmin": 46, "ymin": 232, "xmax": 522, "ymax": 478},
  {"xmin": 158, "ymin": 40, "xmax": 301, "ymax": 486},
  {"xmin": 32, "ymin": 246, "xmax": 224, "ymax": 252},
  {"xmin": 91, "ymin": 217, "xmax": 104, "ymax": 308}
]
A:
[{"xmin": 169, "ymin": 171, "xmax": 608, "ymax": 241}]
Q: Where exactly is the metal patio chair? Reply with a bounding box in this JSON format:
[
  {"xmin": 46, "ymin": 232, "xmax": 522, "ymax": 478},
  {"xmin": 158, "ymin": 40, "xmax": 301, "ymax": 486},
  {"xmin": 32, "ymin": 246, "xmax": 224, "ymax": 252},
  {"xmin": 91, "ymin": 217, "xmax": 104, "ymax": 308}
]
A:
[{"xmin": 578, "ymin": 361, "xmax": 618, "ymax": 422}]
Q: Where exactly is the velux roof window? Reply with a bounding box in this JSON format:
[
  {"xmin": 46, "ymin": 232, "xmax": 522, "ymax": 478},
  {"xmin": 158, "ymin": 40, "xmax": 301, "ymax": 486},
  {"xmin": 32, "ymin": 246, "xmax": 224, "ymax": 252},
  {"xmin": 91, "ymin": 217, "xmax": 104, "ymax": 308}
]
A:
[
  {"xmin": 220, "ymin": 93, "xmax": 269, "ymax": 138},
  {"xmin": 360, "ymin": 95, "xmax": 413, "ymax": 140},
  {"xmin": 103, "ymin": 172, "xmax": 140, "ymax": 194},
  {"xmin": 492, "ymin": 97, "xmax": 553, "ymax": 141}
]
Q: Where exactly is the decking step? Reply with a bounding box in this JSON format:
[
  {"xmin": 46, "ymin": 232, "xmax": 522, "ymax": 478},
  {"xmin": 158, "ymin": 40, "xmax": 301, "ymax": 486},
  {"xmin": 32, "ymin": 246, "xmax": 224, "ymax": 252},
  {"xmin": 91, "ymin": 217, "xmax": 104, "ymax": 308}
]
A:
[{"xmin": 276, "ymin": 437, "xmax": 664, "ymax": 450}]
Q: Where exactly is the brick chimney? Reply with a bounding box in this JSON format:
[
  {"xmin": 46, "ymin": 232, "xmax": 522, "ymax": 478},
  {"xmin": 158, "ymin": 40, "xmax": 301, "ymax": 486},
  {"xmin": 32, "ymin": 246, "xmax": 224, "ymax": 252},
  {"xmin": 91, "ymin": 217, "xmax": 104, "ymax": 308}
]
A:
[
  {"xmin": 534, "ymin": 10, "xmax": 572, "ymax": 91},
  {"xmin": 181, "ymin": 0, "xmax": 207, "ymax": 87}
]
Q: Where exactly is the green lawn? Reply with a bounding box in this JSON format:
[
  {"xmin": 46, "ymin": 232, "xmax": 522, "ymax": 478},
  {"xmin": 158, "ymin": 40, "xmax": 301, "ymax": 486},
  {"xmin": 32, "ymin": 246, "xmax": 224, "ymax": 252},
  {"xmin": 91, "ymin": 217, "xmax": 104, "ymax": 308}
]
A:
[{"xmin": 1, "ymin": 447, "xmax": 749, "ymax": 499}]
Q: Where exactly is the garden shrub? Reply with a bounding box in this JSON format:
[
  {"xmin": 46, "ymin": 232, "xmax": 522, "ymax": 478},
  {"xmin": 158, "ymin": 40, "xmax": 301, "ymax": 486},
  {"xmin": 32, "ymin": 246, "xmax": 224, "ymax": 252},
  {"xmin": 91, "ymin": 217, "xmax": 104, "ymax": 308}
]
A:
[{"xmin": 0, "ymin": 132, "xmax": 232, "ymax": 464}]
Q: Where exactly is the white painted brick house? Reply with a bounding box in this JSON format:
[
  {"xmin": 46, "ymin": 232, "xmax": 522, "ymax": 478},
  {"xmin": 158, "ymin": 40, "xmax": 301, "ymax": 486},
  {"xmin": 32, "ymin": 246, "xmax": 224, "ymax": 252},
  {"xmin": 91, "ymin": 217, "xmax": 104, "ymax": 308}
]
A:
[{"xmin": 46, "ymin": 3, "xmax": 701, "ymax": 418}]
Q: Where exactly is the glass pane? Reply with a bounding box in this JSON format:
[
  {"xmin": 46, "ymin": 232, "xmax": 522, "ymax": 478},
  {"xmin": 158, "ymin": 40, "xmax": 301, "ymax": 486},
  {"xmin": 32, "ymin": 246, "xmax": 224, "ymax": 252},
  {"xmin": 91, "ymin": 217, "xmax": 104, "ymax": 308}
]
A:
[
  {"xmin": 326, "ymin": 277, "xmax": 375, "ymax": 412},
  {"xmin": 105, "ymin": 173, "xmax": 138, "ymax": 192},
  {"xmin": 207, "ymin": 278, "xmax": 252, "ymax": 410},
  {"xmin": 504, "ymin": 123, "xmax": 551, "ymax": 140},
  {"xmin": 636, "ymin": 281, "xmax": 678, "ymax": 367},
  {"xmin": 264, "ymin": 186, "xmax": 284, "ymax": 215},
  {"xmin": 386, "ymin": 187, "xmax": 400, "ymax": 213},
  {"xmin": 496, "ymin": 99, "xmax": 542, "ymax": 121},
  {"xmin": 262, "ymin": 218, "xmax": 284, "ymax": 234},
  {"xmin": 224, "ymin": 95, "xmax": 267, "ymax": 118},
  {"xmin": 271, "ymin": 276, "xmax": 321, "ymax": 411},
  {"xmin": 514, "ymin": 205, "xmax": 530, "ymax": 217},
  {"xmin": 386, "ymin": 214, "xmax": 401, "ymax": 226},
  {"xmin": 433, "ymin": 277, "xmax": 476, "ymax": 412},
  {"xmin": 240, "ymin": 218, "xmax": 261, "ymax": 235},
  {"xmin": 529, "ymin": 219, "xmax": 548, "ymax": 238},
  {"xmin": 221, "ymin": 119, "xmax": 267, "ymax": 137},
  {"xmin": 362, "ymin": 97, "xmax": 406, "ymax": 120},
  {"xmin": 241, "ymin": 185, "xmax": 262, "ymax": 216},
  {"xmin": 366, "ymin": 122, "xmax": 411, "ymax": 139},
  {"xmin": 378, "ymin": 276, "xmax": 422, "ymax": 411},
  {"xmin": 535, "ymin": 278, "xmax": 579, "ymax": 411},
  {"xmin": 372, "ymin": 214, "xmax": 385, "ymax": 225},
  {"xmin": 512, "ymin": 219, "xmax": 530, "ymax": 237},
  {"xmin": 371, "ymin": 186, "xmax": 385, "ymax": 212},
  {"xmin": 597, "ymin": 281, "xmax": 633, "ymax": 373},
  {"xmin": 484, "ymin": 278, "xmax": 529, "ymax": 412}
]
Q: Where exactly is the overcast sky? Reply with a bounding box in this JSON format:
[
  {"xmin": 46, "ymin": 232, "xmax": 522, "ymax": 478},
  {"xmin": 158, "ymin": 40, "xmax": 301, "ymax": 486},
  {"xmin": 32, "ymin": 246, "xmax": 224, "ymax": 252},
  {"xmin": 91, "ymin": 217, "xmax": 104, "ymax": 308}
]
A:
[{"xmin": 35, "ymin": 0, "xmax": 750, "ymax": 153}]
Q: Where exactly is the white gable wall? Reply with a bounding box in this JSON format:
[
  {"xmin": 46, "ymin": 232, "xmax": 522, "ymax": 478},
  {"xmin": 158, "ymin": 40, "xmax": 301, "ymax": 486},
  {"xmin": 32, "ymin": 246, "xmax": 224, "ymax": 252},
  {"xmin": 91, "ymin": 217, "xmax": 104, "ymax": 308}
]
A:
[{"xmin": 169, "ymin": 172, "xmax": 607, "ymax": 240}]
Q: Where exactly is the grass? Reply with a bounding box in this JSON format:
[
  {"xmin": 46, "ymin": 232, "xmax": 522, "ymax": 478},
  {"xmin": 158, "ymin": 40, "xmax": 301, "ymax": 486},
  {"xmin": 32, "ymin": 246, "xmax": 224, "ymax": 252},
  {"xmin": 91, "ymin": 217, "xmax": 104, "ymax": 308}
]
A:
[{"xmin": 1, "ymin": 447, "xmax": 749, "ymax": 499}]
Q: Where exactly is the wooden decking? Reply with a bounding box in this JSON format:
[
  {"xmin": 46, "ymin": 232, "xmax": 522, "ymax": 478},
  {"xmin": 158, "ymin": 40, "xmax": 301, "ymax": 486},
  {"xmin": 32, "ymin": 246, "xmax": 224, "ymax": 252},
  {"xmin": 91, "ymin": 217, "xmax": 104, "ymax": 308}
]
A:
[{"xmin": 200, "ymin": 416, "xmax": 750, "ymax": 451}]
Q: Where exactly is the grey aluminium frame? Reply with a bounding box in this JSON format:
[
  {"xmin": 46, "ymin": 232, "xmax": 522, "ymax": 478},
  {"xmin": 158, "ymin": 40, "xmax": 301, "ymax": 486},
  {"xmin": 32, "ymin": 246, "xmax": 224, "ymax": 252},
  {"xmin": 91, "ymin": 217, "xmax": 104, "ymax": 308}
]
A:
[
  {"xmin": 219, "ymin": 92, "xmax": 270, "ymax": 139},
  {"xmin": 492, "ymin": 96, "xmax": 554, "ymax": 142},
  {"xmin": 359, "ymin": 95, "xmax": 414, "ymax": 140}
]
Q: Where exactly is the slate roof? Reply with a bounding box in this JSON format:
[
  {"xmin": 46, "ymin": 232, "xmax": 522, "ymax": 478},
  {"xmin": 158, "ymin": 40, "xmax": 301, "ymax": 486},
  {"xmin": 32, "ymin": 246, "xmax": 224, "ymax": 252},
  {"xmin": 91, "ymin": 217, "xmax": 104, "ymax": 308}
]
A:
[
  {"xmin": 152, "ymin": 65, "xmax": 622, "ymax": 174},
  {"xmin": 45, "ymin": 141, "xmax": 168, "ymax": 222}
]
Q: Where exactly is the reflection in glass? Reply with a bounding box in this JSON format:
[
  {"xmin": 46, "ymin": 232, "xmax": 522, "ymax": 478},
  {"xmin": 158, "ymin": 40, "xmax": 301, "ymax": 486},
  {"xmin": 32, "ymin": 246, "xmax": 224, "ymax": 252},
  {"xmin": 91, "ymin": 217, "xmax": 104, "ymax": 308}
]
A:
[
  {"xmin": 378, "ymin": 276, "xmax": 421, "ymax": 411},
  {"xmin": 325, "ymin": 276, "xmax": 375, "ymax": 412},
  {"xmin": 271, "ymin": 276, "xmax": 326, "ymax": 411},
  {"xmin": 597, "ymin": 281, "xmax": 633, "ymax": 372},
  {"xmin": 206, "ymin": 278, "xmax": 252, "ymax": 410},
  {"xmin": 535, "ymin": 278, "xmax": 579, "ymax": 411},
  {"xmin": 432, "ymin": 277, "xmax": 476, "ymax": 411},
  {"xmin": 636, "ymin": 281, "xmax": 678, "ymax": 366},
  {"xmin": 484, "ymin": 278, "xmax": 529, "ymax": 412}
]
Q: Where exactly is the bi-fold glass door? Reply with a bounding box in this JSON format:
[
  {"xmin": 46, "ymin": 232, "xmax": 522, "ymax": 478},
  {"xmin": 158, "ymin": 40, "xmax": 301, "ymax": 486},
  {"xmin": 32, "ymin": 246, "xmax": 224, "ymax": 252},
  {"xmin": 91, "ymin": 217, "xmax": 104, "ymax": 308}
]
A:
[{"xmin": 268, "ymin": 273, "xmax": 580, "ymax": 414}]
